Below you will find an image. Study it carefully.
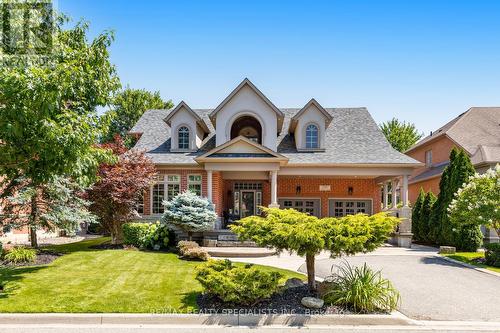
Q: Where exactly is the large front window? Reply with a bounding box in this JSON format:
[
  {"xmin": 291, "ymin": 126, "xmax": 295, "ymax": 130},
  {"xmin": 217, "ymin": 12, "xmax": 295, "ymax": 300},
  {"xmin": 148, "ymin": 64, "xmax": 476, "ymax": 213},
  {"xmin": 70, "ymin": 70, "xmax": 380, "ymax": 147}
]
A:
[
  {"xmin": 152, "ymin": 175, "xmax": 165, "ymax": 214},
  {"xmin": 305, "ymin": 124, "xmax": 319, "ymax": 149},
  {"xmin": 178, "ymin": 126, "xmax": 190, "ymax": 149}
]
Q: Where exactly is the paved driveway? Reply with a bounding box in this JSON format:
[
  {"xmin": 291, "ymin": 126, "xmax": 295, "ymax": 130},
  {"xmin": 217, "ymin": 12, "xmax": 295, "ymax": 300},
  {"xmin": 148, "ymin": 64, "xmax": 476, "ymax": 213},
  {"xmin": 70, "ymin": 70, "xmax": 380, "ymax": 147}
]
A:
[{"xmin": 299, "ymin": 246, "xmax": 500, "ymax": 322}]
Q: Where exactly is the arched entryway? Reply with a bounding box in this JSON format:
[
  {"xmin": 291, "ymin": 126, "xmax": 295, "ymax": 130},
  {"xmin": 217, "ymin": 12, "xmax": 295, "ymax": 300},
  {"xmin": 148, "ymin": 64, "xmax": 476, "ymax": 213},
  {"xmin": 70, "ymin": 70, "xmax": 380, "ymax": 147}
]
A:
[{"xmin": 230, "ymin": 115, "xmax": 262, "ymax": 144}]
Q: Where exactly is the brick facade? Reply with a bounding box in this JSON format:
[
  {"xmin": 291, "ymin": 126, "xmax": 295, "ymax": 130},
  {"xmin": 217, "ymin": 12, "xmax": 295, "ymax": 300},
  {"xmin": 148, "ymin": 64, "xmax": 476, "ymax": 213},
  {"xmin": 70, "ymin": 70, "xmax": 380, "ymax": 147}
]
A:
[
  {"xmin": 407, "ymin": 136, "xmax": 457, "ymax": 202},
  {"xmin": 142, "ymin": 170, "xmax": 381, "ymax": 219}
]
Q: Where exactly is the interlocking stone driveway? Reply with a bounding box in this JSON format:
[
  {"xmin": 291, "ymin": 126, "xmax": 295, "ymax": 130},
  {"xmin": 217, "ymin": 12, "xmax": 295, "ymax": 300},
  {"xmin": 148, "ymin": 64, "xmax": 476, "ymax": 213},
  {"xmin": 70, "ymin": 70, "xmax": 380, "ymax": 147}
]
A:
[{"xmin": 299, "ymin": 246, "xmax": 500, "ymax": 321}]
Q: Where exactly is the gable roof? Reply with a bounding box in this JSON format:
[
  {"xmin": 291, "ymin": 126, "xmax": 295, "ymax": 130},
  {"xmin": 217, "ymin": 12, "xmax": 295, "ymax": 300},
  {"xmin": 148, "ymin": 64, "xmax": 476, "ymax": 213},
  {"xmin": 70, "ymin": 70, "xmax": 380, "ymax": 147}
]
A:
[
  {"xmin": 163, "ymin": 101, "xmax": 210, "ymax": 133},
  {"xmin": 195, "ymin": 136, "xmax": 288, "ymax": 164},
  {"xmin": 290, "ymin": 98, "xmax": 333, "ymax": 131},
  {"xmin": 131, "ymin": 107, "xmax": 420, "ymax": 166},
  {"xmin": 407, "ymin": 107, "xmax": 500, "ymax": 155},
  {"xmin": 209, "ymin": 78, "xmax": 285, "ymax": 131}
]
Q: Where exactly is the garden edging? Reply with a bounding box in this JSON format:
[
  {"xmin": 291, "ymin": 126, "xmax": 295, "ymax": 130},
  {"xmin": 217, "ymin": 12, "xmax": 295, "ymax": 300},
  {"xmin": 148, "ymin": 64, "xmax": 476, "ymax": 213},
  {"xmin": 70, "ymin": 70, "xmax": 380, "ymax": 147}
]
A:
[
  {"xmin": 0, "ymin": 312, "xmax": 414, "ymax": 327},
  {"xmin": 438, "ymin": 255, "xmax": 500, "ymax": 278}
]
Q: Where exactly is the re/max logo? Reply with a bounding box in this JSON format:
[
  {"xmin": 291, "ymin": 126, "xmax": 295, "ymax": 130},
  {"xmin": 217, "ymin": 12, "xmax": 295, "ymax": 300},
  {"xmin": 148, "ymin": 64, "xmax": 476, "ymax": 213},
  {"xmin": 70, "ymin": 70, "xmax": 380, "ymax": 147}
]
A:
[{"xmin": 1, "ymin": 1, "xmax": 53, "ymax": 55}]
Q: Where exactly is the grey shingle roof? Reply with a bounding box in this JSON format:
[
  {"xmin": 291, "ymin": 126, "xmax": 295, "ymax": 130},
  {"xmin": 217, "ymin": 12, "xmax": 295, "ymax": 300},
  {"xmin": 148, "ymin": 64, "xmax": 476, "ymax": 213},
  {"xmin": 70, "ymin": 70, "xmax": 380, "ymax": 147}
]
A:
[
  {"xmin": 130, "ymin": 107, "xmax": 419, "ymax": 165},
  {"xmin": 409, "ymin": 161, "xmax": 449, "ymax": 183}
]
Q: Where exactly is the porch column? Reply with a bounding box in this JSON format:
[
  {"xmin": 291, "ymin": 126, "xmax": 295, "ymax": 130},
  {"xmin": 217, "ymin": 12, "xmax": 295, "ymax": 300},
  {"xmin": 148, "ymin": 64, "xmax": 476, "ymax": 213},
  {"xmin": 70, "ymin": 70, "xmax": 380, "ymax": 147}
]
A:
[
  {"xmin": 402, "ymin": 174, "xmax": 409, "ymax": 207},
  {"xmin": 269, "ymin": 170, "xmax": 279, "ymax": 208},
  {"xmin": 383, "ymin": 182, "xmax": 389, "ymax": 210},
  {"xmin": 206, "ymin": 170, "xmax": 213, "ymax": 202},
  {"xmin": 391, "ymin": 179, "xmax": 398, "ymax": 209}
]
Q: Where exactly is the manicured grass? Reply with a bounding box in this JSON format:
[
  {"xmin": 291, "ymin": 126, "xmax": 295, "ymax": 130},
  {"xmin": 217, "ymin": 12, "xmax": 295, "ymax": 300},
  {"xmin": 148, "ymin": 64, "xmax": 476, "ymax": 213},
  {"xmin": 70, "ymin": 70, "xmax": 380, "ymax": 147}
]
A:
[
  {"xmin": 0, "ymin": 237, "xmax": 304, "ymax": 313},
  {"xmin": 444, "ymin": 252, "xmax": 500, "ymax": 273}
]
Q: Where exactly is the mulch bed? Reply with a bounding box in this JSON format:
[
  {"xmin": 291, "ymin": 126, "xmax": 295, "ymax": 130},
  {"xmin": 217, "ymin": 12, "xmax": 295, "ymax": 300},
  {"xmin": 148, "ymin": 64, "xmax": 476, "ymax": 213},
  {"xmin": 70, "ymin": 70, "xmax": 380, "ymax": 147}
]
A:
[
  {"xmin": 196, "ymin": 285, "xmax": 350, "ymax": 315},
  {"xmin": 1, "ymin": 249, "xmax": 62, "ymax": 267}
]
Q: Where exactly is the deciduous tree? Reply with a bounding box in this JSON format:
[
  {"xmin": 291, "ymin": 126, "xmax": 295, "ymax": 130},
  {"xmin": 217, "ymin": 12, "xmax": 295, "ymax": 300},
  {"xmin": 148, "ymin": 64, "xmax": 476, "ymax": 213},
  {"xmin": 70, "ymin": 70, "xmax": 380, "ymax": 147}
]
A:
[
  {"xmin": 379, "ymin": 118, "xmax": 423, "ymax": 152},
  {"xmin": 86, "ymin": 136, "xmax": 156, "ymax": 244}
]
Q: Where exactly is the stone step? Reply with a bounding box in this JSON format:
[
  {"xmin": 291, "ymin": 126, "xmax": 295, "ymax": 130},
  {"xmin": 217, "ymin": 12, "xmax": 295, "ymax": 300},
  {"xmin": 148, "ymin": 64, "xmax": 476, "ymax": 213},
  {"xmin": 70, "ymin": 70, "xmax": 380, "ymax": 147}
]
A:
[{"xmin": 203, "ymin": 246, "xmax": 276, "ymax": 258}]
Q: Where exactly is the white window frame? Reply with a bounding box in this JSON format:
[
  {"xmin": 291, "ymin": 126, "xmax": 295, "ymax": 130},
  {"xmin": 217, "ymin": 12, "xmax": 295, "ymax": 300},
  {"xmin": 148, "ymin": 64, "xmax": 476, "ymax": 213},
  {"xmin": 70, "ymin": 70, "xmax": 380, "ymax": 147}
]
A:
[
  {"xmin": 188, "ymin": 174, "xmax": 203, "ymax": 196},
  {"xmin": 178, "ymin": 126, "xmax": 190, "ymax": 150},
  {"xmin": 151, "ymin": 175, "xmax": 165, "ymax": 215},
  {"xmin": 166, "ymin": 174, "xmax": 181, "ymax": 200},
  {"xmin": 305, "ymin": 123, "xmax": 320, "ymax": 149}
]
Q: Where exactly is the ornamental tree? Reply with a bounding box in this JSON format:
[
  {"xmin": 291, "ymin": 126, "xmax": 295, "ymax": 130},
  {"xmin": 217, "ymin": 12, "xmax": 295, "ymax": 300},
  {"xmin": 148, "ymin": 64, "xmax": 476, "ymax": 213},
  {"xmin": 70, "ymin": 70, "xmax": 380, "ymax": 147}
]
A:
[
  {"xmin": 411, "ymin": 188, "xmax": 425, "ymax": 241},
  {"xmin": 379, "ymin": 118, "xmax": 423, "ymax": 152},
  {"xmin": 231, "ymin": 208, "xmax": 399, "ymax": 291},
  {"xmin": 2, "ymin": 176, "xmax": 96, "ymax": 245},
  {"xmin": 161, "ymin": 191, "xmax": 217, "ymax": 240},
  {"xmin": 449, "ymin": 164, "xmax": 500, "ymax": 237},
  {"xmin": 86, "ymin": 136, "xmax": 156, "ymax": 244},
  {"xmin": 430, "ymin": 148, "xmax": 475, "ymax": 245},
  {"xmin": 0, "ymin": 7, "xmax": 119, "ymax": 246}
]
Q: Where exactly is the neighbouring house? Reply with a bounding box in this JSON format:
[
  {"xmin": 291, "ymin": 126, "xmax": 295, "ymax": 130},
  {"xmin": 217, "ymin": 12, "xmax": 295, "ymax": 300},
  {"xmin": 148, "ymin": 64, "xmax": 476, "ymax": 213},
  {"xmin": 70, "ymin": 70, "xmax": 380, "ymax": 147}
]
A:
[
  {"xmin": 129, "ymin": 78, "xmax": 421, "ymax": 246},
  {"xmin": 406, "ymin": 107, "xmax": 500, "ymax": 242}
]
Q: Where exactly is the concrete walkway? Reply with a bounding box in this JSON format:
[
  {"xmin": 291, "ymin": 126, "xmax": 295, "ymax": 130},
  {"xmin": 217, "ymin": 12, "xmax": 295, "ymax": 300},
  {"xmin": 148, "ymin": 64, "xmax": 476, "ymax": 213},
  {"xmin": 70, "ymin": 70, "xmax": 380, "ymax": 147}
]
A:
[{"xmin": 213, "ymin": 244, "xmax": 500, "ymax": 322}]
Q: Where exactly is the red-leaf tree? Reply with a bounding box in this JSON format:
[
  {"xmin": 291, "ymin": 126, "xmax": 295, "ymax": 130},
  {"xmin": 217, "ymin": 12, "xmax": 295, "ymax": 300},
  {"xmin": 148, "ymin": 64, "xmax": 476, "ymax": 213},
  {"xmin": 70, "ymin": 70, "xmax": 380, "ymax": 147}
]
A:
[{"xmin": 86, "ymin": 135, "xmax": 156, "ymax": 244}]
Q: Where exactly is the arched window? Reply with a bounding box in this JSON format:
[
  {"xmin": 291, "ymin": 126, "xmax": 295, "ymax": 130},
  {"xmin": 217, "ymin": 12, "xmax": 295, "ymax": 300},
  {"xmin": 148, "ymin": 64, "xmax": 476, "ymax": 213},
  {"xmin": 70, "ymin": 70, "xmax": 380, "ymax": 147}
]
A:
[
  {"xmin": 178, "ymin": 126, "xmax": 190, "ymax": 149},
  {"xmin": 305, "ymin": 124, "xmax": 319, "ymax": 149}
]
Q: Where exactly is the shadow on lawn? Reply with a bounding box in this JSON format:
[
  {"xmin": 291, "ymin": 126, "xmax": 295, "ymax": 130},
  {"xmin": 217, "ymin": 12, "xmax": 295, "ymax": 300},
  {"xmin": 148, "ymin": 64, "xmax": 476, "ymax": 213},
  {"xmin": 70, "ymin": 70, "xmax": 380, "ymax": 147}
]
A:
[
  {"xmin": 180, "ymin": 291, "xmax": 200, "ymax": 312},
  {"xmin": 0, "ymin": 265, "xmax": 47, "ymax": 299}
]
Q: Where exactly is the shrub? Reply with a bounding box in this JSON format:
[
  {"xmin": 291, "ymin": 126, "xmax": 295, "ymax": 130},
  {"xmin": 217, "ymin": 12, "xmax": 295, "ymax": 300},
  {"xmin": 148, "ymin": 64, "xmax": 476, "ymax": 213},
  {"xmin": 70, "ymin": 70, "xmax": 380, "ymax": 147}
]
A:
[
  {"xmin": 177, "ymin": 240, "xmax": 199, "ymax": 253},
  {"xmin": 141, "ymin": 221, "xmax": 170, "ymax": 250},
  {"xmin": 322, "ymin": 261, "xmax": 400, "ymax": 313},
  {"xmin": 484, "ymin": 243, "xmax": 500, "ymax": 267},
  {"xmin": 182, "ymin": 247, "xmax": 210, "ymax": 261},
  {"xmin": 454, "ymin": 224, "xmax": 483, "ymax": 252},
  {"xmin": 196, "ymin": 259, "xmax": 283, "ymax": 305},
  {"xmin": 4, "ymin": 247, "xmax": 37, "ymax": 264},
  {"xmin": 123, "ymin": 222, "xmax": 150, "ymax": 247}
]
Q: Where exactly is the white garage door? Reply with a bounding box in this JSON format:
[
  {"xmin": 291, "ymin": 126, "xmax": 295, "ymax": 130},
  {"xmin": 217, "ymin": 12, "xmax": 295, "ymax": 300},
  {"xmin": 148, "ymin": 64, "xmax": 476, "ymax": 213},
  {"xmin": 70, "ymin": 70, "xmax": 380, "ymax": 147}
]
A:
[
  {"xmin": 279, "ymin": 198, "xmax": 321, "ymax": 217},
  {"xmin": 328, "ymin": 199, "xmax": 372, "ymax": 217}
]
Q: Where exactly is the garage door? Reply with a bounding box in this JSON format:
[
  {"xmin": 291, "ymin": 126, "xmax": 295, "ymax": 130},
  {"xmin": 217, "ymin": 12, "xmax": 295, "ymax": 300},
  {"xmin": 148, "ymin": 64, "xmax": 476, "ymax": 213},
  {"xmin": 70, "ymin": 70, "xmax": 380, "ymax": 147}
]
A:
[
  {"xmin": 328, "ymin": 199, "xmax": 372, "ymax": 217},
  {"xmin": 279, "ymin": 198, "xmax": 321, "ymax": 217}
]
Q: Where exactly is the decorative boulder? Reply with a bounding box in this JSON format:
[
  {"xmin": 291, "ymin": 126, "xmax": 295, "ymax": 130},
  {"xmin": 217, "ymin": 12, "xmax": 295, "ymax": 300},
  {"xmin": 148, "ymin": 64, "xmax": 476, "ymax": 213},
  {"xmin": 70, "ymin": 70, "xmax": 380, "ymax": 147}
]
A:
[
  {"xmin": 285, "ymin": 278, "xmax": 304, "ymax": 289},
  {"xmin": 301, "ymin": 297, "xmax": 324, "ymax": 309},
  {"xmin": 439, "ymin": 246, "xmax": 456, "ymax": 254}
]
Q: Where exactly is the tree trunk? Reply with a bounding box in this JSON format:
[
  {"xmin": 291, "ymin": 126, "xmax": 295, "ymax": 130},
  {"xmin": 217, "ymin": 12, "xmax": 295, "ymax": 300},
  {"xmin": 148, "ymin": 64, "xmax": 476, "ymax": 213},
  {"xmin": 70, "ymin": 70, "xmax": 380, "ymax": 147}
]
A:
[
  {"xmin": 306, "ymin": 253, "xmax": 316, "ymax": 291},
  {"xmin": 188, "ymin": 232, "xmax": 192, "ymax": 241},
  {"xmin": 110, "ymin": 222, "xmax": 124, "ymax": 245},
  {"xmin": 29, "ymin": 191, "xmax": 39, "ymax": 248}
]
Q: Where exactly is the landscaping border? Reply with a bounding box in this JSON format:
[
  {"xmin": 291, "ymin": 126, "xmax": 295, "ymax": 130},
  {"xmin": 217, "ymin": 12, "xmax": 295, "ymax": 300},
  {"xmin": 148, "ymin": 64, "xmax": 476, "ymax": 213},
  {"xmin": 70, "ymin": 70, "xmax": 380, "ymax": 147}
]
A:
[
  {"xmin": 0, "ymin": 312, "xmax": 414, "ymax": 327},
  {"xmin": 438, "ymin": 255, "xmax": 500, "ymax": 278}
]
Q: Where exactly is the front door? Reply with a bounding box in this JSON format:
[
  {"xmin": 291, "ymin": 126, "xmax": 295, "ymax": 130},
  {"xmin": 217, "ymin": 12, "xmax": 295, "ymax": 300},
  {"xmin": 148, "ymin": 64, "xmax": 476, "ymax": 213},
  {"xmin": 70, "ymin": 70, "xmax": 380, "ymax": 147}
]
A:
[{"xmin": 240, "ymin": 191, "xmax": 255, "ymax": 218}]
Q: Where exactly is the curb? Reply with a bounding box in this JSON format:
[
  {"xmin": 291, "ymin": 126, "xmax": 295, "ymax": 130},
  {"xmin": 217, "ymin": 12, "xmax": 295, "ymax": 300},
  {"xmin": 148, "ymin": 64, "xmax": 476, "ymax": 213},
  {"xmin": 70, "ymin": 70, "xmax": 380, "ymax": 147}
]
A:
[
  {"xmin": 437, "ymin": 255, "xmax": 500, "ymax": 278},
  {"xmin": 0, "ymin": 312, "xmax": 414, "ymax": 327}
]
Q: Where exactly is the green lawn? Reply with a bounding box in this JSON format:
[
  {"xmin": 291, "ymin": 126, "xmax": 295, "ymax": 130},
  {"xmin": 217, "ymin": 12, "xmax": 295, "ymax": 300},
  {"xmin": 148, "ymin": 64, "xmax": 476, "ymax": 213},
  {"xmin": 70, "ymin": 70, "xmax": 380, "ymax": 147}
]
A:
[
  {"xmin": 444, "ymin": 252, "xmax": 500, "ymax": 273},
  {"xmin": 0, "ymin": 237, "xmax": 304, "ymax": 313}
]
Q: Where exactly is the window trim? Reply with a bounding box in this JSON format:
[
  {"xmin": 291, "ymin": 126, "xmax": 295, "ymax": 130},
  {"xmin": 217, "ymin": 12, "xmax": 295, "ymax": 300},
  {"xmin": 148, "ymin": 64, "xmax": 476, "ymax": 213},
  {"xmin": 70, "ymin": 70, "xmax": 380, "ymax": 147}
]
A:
[
  {"xmin": 166, "ymin": 174, "xmax": 181, "ymax": 200},
  {"xmin": 150, "ymin": 175, "xmax": 165, "ymax": 215},
  {"xmin": 298, "ymin": 122, "xmax": 325, "ymax": 152},
  {"xmin": 177, "ymin": 125, "xmax": 191, "ymax": 150},
  {"xmin": 425, "ymin": 149, "xmax": 432, "ymax": 167},
  {"xmin": 187, "ymin": 173, "xmax": 203, "ymax": 196}
]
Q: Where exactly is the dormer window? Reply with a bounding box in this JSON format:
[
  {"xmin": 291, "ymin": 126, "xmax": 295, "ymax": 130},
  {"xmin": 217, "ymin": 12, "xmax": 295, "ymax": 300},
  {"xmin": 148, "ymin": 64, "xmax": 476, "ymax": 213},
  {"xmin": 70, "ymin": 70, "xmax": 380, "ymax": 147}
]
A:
[
  {"xmin": 178, "ymin": 126, "xmax": 190, "ymax": 149},
  {"xmin": 305, "ymin": 124, "xmax": 319, "ymax": 149}
]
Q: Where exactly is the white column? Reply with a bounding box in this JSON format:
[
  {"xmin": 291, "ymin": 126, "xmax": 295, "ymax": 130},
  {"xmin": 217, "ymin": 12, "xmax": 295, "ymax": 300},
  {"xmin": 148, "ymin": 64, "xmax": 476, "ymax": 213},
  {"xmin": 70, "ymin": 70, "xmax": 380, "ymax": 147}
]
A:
[
  {"xmin": 391, "ymin": 179, "xmax": 398, "ymax": 209},
  {"xmin": 402, "ymin": 174, "xmax": 409, "ymax": 207},
  {"xmin": 206, "ymin": 170, "xmax": 213, "ymax": 202},
  {"xmin": 269, "ymin": 170, "xmax": 279, "ymax": 208},
  {"xmin": 383, "ymin": 182, "xmax": 389, "ymax": 210}
]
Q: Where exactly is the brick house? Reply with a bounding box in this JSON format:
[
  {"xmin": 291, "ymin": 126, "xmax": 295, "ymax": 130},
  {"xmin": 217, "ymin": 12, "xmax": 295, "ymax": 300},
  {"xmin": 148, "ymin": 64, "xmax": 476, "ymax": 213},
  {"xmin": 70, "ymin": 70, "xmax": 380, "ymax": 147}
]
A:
[
  {"xmin": 406, "ymin": 107, "xmax": 500, "ymax": 242},
  {"xmin": 130, "ymin": 79, "xmax": 421, "ymax": 246}
]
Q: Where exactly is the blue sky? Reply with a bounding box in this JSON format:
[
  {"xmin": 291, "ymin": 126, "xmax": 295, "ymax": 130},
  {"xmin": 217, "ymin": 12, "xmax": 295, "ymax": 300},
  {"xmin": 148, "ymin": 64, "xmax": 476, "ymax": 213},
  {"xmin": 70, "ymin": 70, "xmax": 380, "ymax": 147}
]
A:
[{"xmin": 59, "ymin": 0, "xmax": 500, "ymax": 135}]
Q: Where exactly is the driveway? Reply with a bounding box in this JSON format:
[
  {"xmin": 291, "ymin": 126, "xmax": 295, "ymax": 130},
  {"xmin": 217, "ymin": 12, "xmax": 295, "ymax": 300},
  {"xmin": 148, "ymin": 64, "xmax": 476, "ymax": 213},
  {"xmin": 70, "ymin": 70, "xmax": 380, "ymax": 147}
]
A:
[{"xmin": 298, "ymin": 245, "xmax": 500, "ymax": 322}]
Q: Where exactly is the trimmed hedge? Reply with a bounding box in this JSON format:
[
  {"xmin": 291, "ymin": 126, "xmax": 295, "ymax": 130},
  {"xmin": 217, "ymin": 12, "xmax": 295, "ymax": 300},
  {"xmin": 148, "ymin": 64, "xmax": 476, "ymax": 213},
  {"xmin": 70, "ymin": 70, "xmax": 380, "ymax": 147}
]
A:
[
  {"xmin": 454, "ymin": 225, "xmax": 483, "ymax": 252},
  {"xmin": 177, "ymin": 241, "xmax": 209, "ymax": 261},
  {"xmin": 123, "ymin": 223, "xmax": 150, "ymax": 247},
  {"xmin": 484, "ymin": 243, "xmax": 500, "ymax": 267}
]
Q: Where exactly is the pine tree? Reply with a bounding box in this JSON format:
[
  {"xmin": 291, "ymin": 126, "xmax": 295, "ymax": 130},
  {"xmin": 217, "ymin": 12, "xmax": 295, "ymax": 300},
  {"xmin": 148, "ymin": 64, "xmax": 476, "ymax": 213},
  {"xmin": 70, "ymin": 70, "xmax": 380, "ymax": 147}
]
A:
[
  {"xmin": 421, "ymin": 191, "xmax": 437, "ymax": 241},
  {"xmin": 411, "ymin": 188, "xmax": 425, "ymax": 241}
]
